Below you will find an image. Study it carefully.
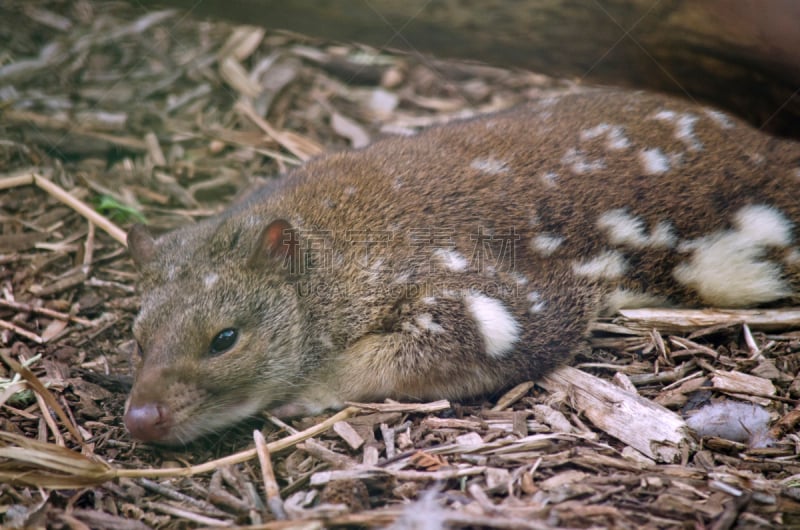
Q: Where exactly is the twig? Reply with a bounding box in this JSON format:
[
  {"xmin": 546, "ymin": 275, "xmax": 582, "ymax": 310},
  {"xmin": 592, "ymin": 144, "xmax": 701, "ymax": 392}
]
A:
[
  {"xmin": 0, "ymin": 407, "xmax": 361, "ymax": 488},
  {"xmin": 0, "ymin": 171, "xmax": 36, "ymax": 189},
  {"xmin": 34, "ymin": 391, "xmax": 64, "ymax": 447},
  {"xmin": 261, "ymin": 412, "xmax": 299, "ymax": 435},
  {"xmin": 0, "ymin": 170, "xmax": 127, "ymax": 245},
  {"xmin": 344, "ymin": 400, "xmax": 451, "ymax": 413},
  {"xmin": 138, "ymin": 477, "xmax": 228, "ymax": 517},
  {"xmin": 332, "ymin": 421, "xmax": 364, "ymax": 450},
  {"xmin": 2, "ymin": 109, "xmax": 148, "ymax": 152},
  {"xmin": 380, "ymin": 423, "xmax": 396, "ymax": 460},
  {"xmin": 28, "ymin": 270, "xmax": 88, "ymax": 297},
  {"xmin": 310, "ymin": 465, "xmax": 486, "ymax": 486},
  {"xmin": 116, "ymin": 406, "xmax": 359, "ymax": 479},
  {"xmin": 83, "ymin": 220, "xmax": 95, "ymax": 270},
  {"xmin": 0, "ymin": 351, "xmax": 84, "ymax": 445},
  {"xmin": 298, "ymin": 439, "xmax": 356, "ymax": 469},
  {"xmin": 33, "ymin": 173, "xmax": 127, "ymax": 245},
  {"xmin": 254, "ymin": 430, "xmax": 287, "ymax": 520},
  {"xmin": 618, "ymin": 307, "xmax": 800, "ymax": 332},
  {"xmin": 492, "ymin": 381, "xmax": 534, "ymax": 411},
  {"xmin": 0, "ymin": 319, "xmax": 44, "ymax": 344},
  {"xmin": 234, "ymin": 100, "xmax": 322, "ymax": 161},
  {"xmin": 143, "ymin": 500, "xmax": 234, "ymax": 527},
  {"xmin": 742, "ymin": 323, "xmax": 761, "ymax": 357},
  {"xmin": 0, "ymin": 299, "xmax": 93, "ymax": 327}
]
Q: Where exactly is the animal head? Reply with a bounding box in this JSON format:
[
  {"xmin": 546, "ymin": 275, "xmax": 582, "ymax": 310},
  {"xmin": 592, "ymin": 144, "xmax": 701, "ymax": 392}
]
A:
[{"xmin": 123, "ymin": 217, "xmax": 309, "ymax": 444}]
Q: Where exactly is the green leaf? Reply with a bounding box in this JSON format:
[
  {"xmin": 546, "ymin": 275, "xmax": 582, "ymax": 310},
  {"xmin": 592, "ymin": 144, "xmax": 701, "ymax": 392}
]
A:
[{"xmin": 94, "ymin": 196, "xmax": 147, "ymax": 223}]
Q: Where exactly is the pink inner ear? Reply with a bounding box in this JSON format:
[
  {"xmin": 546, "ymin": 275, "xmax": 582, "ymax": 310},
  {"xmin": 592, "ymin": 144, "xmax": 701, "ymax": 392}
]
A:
[{"xmin": 262, "ymin": 219, "xmax": 296, "ymax": 259}]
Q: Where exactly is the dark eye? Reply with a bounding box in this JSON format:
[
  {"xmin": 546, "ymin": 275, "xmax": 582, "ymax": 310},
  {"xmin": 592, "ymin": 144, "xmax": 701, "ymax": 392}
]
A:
[{"xmin": 210, "ymin": 328, "xmax": 238, "ymax": 355}]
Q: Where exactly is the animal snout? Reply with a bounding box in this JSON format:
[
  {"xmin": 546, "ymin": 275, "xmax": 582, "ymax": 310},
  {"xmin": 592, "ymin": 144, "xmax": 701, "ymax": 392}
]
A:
[{"xmin": 124, "ymin": 402, "xmax": 172, "ymax": 442}]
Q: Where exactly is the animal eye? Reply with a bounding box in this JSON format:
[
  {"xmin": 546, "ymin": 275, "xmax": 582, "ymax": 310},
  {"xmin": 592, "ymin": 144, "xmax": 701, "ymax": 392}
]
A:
[{"xmin": 210, "ymin": 328, "xmax": 238, "ymax": 355}]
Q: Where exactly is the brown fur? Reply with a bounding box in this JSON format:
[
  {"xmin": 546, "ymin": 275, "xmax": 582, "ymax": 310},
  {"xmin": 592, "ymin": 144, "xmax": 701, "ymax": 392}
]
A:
[{"xmin": 124, "ymin": 90, "xmax": 800, "ymax": 444}]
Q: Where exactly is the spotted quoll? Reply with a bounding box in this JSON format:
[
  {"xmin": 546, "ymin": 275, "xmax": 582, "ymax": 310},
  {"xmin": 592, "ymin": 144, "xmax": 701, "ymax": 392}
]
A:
[{"xmin": 124, "ymin": 89, "xmax": 800, "ymax": 444}]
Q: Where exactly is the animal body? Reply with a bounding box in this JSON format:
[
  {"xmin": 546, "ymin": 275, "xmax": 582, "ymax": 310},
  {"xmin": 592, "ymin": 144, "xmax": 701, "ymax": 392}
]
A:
[{"xmin": 124, "ymin": 90, "xmax": 800, "ymax": 444}]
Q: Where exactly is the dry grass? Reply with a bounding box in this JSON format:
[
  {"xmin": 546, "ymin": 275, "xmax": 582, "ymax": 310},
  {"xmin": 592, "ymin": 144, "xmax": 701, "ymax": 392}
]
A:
[{"xmin": 1, "ymin": 1, "xmax": 800, "ymax": 528}]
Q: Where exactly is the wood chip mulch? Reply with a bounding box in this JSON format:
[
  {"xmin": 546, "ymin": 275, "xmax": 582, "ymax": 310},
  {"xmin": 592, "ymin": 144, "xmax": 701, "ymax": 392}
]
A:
[{"xmin": 1, "ymin": 1, "xmax": 800, "ymax": 528}]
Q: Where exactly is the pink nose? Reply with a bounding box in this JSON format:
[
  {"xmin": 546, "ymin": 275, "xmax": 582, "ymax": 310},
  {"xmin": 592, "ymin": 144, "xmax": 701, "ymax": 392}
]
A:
[{"xmin": 124, "ymin": 402, "xmax": 172, "ymax": 442}]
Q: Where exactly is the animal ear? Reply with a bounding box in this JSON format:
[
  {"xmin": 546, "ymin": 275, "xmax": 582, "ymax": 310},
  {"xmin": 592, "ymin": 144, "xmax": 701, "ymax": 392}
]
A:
[
  {"xmin": 250, "ymin": 219, "xmax": 298, "ymax": 269},
  {"xmin": 127, "ymin": 224, "xmax": 156, "ymax": 268}
]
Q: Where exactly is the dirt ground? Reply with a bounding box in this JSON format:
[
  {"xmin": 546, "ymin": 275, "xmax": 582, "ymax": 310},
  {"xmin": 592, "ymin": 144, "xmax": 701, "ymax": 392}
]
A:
[{"xmin": 1, "ymin": 1, "xmax": 800, "ymax": 529}]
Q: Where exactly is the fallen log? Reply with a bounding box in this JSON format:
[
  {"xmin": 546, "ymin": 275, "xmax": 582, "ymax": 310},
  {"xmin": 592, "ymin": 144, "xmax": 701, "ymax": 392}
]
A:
[{"xmin": 136, "ymin": 0, "xmax": 800, "ymax": 137}]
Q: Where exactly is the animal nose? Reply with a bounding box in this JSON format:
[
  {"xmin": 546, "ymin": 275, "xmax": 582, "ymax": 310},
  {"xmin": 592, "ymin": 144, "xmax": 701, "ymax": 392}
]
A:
[{"xmin": 124, "ymin": 402, "xmax": 172, "ymax": 442}]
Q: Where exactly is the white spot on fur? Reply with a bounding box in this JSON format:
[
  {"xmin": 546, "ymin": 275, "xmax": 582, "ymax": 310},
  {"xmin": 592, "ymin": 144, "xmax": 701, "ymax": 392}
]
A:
[
  {"xmin": 344, "ymin": 186, "xmax": 357, "ymax": 196},
  {"xmin": 786, "ymin": 248, "xmax": 800, "ymax": 265},
  {"xmin": 603, "ymin": 288, "xmax": 669, "ymax": 315},
  {"xmin": 167, "ymin": 265, "xmax": 177, "ymax": 281},
  {"xmin": 464, "ymin": 292, "xmax": 520, "ymax": 358},
  {"xmin": 421, "ymin": 296, "xmax": 437, "ymax": 305},
  {"xmin": 203, "ymin": 272, "xmax": 219, "ymax": 288},
  {"xmin": 527, "ymin": 291, "xmax": 547, "ymax": 313},
  {"xmin": 652, "ymin": 110, "xmax": 703, "ymax": 151},
  {"xmin": 675, "ymin": 115, "xmax": 702, "ymax": 151},
  {"xmin": 732, "ymin": 204, "xmax": 793, "ymax": 246},
  {"xmin": 639, "ymin": 148, "xmax": 670, "ymax": 175},
  {"xmin": 470, "ymin": 157, "xmax": 509, "ymax": 175},
  {"xmin": 572, "ymin": 250, "xmax": 628, "ymax": 279},
  {"xmin": 580, "ymin": 123, "xmax": 630, "ymax": 150},
  {"xmin": 580, "ymin": 123, "xmax": 609, "ymax": 140},
  {"xmin": 653, "ymin": 109, "xmax": 675, "ymax": 120},
  {"xmin": 433, "ymin": 249, "xmax": 468, "ymax": 272},
  {"xmin": 511, "ymin": 272, "xmax": 529, "ymax": 286},
  {"xmin": 704, "ymin": 109, "xmax": 734, "ymax": 129},
  {"xmin": 416, "ymin": 313, "xmax": 444, "ymax": 334},
  {"xmin": 607, "ymin": 130, "xmax": 631, "ymax": 150},
  {"xmin": 598, "ymin": 209, "xmax": 676, "ymax": 248},
  {"xmin": 540, "ymin": 172, "xmax": 558, "ymax": 186},
  {"xmin": 561, "ymin": 148, "xmax": 605, "ymax": 174},
  {"xmin": 674, "ymin": 205, "xmax": 794, "ymax": 306},
  {"xmin": 531, "ymin": 234, "xmax": 564, "ymax": 255}
]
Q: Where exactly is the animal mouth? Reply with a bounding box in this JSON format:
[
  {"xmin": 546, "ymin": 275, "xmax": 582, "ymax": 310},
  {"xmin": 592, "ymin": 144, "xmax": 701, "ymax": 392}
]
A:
[{"xmin": 124, "ymin": 394, "xmax": 267, "ymax": 445}]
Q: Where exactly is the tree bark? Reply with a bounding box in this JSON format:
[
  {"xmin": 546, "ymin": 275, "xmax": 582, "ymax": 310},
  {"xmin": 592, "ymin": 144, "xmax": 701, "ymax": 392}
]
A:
[{"xmin": 138, "ymin": 0, "xmax": 800, "ymax": 136}]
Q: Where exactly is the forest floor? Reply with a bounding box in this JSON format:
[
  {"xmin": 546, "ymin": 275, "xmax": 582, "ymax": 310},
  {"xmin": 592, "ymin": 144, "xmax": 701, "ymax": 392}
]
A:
[{"xmin": 1, "ymin": 1, "xmax": 800, "ymax": 528}]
